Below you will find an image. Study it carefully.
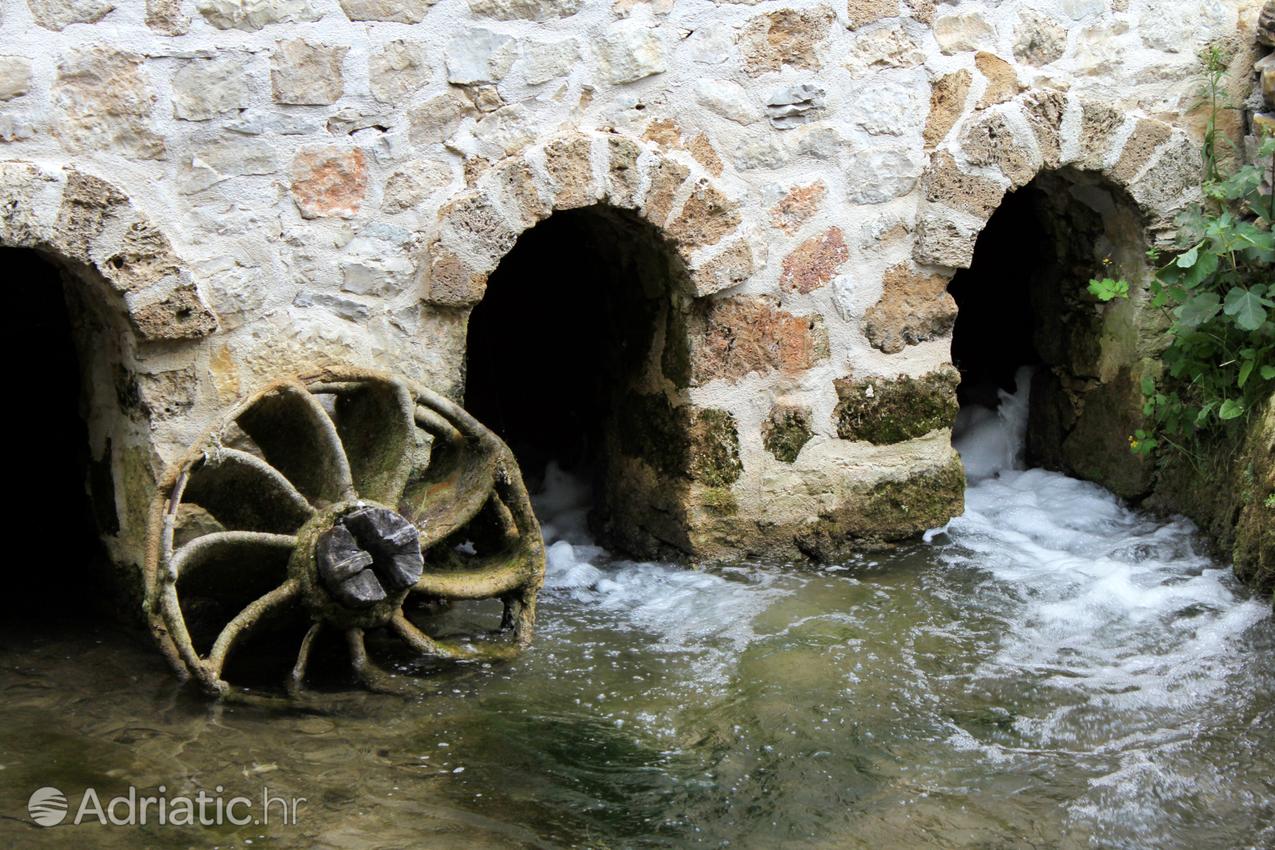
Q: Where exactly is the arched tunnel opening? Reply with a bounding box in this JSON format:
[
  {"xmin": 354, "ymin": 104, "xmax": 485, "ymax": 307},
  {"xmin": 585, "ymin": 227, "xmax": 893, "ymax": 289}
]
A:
[
  {"xmin": 947, "ymin": 169, "xmax": 1151, "ymax": 493},
  {"xmin": 1, "ymin": 248, "xmax": 111, "ymax": 622},
  {"xmin": 464, "ymin": 205, "xmax": 687, "ymax": 551}
]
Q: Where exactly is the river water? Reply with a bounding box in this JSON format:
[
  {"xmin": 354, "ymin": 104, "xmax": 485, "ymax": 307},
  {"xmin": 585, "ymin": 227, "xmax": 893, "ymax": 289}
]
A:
[{"xmin": 2, "ymin": 379, "xmax": 1273, "ymax": 849}]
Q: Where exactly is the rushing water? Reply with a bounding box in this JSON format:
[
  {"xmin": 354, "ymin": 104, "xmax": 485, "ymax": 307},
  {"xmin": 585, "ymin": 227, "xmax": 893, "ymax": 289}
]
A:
[{"xmin": 2, "ymin": 378, "xmax": 1273, "ymax": 849}]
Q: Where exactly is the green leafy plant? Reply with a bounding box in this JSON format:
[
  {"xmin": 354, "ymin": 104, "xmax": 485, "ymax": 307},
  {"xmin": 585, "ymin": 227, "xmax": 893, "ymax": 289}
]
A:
[
  {"xmin": 1119, "ymin": 48, "xmax": 1275, "ymax": 455},
  {"xmin": 1087, "ymin": 276, "xmax": 1130, "ymax": 302}
]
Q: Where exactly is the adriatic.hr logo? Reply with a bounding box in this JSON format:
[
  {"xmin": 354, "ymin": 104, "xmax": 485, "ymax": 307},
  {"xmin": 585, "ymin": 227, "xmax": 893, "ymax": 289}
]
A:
[{"xmin": 25, "ymin": 784, "xmax": 305, "ymax": 828}]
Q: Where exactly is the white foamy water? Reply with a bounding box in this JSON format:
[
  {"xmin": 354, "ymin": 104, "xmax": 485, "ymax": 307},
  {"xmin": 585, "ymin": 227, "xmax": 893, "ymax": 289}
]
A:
[
  {"xmin": 534, "ymin": 463, "xmax": 781, "ymax": 682},
  {"xmin": 942, "ymin": 369, "xmax": 1268, "ymax": 735}
]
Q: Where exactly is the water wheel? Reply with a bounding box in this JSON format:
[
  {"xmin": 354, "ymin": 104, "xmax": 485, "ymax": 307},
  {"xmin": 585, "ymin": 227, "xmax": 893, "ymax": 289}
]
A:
[{"xmin": 144, "ymin": 367, "xmax": 545, "ymax": 701}]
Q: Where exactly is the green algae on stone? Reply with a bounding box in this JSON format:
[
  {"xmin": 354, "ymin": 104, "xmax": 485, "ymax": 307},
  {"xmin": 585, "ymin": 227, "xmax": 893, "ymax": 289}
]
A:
[
  {"xmin": 833, "ymin": 369, "xmax": 959, "ymax": 445},
  {"xmin": 688, "ymin": 408, "xmax": 743, "ymax": 486},
  {"xmin": 763, "ymin": 404, "xmax": 813, "ymax": 463},
  {"xmin": 793, "ymin": 455, "xmax": 965, "ymax": 561},
  {"xmin": 616, "ymin": 394, "xmax": 742, "ymax": 486}
]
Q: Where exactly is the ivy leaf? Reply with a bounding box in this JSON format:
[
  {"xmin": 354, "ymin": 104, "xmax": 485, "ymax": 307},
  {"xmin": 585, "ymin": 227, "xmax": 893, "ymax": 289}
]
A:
[
  {"xmin": 1181, "ymin": 249, "xmax": 1220, "ymax": 288},
  {"xmin": 1262, "ymin": 365, "xmax": 1275, "ymax": 380},
  {"xmin": 1223, "ymin": 287, "xmax": 1269, "ymax": 331},
  {"xmin": 1239, "ymin": 358, "xmax": 1254, "ymax": 388},
  {"xmin": 1218, "ymin": 399, "xmax": 1245, "ymax": 420},
  {"xmin": 1087, "ymin": 277, "xmax": 1129, "ymax": 302},
  {"xmin": 1175, "ymin": 244, "xmax": 1201, "ymax": 268},
  {"xmin": 1176, "ymin": 292, "xmax": 1221, "ymax": 328}
]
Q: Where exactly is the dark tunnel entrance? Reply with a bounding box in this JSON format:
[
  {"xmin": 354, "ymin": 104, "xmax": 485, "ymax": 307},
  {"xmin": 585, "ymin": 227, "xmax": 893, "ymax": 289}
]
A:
[
  {"xmin": 2, "ymin": 248, "xmax": 110, "ymax": 620},
  {"xmin": 948, "ymin": 184, "xmax": 1045, "ymax": 414},
  {"xmin": 947, "ymin": 169, "xmax": 1152, "ymax": 494},
  {"xmin": 463, "ymin": 205, "xmax": 687, "ymax": 548}
]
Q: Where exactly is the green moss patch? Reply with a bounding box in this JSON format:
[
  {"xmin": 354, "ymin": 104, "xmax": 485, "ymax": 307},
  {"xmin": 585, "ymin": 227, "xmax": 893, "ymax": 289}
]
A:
[{"xmin": 833, "ymin": 369, "xmax": 959, "ymax": 445}]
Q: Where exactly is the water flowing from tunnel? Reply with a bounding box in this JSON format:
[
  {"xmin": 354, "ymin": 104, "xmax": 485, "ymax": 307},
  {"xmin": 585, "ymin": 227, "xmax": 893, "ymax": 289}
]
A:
[{"xmin": 2, "ymin": 374, "xmax": 1273, "ymax": 848}]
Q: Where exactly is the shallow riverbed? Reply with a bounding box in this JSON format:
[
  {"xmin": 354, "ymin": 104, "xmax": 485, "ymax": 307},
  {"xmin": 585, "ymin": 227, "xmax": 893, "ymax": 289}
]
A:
[{"xmin": 2, "ymin": 390, "xmax": 1274, "ymax": 848}]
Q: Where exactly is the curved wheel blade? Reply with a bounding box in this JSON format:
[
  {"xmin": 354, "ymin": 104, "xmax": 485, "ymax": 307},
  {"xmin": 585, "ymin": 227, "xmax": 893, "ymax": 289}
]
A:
[
  {"xmin": 236, "ymin": 382, "xmax": 354, "ymax": 507},
  {"xmin": 183, "ymin": 450, "xmax": 314, "ymax": 533}
]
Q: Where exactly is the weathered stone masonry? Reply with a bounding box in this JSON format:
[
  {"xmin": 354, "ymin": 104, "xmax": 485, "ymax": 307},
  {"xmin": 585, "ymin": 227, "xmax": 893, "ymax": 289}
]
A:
[{"xmin": 0, "ymin": 0, "xmax": 1259, "ymax": 578}]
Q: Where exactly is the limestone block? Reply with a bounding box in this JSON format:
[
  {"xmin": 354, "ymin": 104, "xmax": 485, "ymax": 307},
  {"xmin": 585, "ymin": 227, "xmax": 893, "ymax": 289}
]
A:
[
  {"xmin": 436, "ymin": 193, "xmax": 519, "ymax": 266},
  {"xmin": 290, "ymin": 147, "xmax": 367, "ymax": 219},
  {"xmin": 272, "ymin": 40, "xmax": 347, "ymax": 105},
  {"xmin": 959, "ymin": 111, "xmax": 1037, "ymax": 188},
  {"xmin": 0, "ymin": 58, "xmax": 32, "ymax": 101},
  {"xmin": 381, "ymin": 158, "xmax": 453, "ymax": 213},
  {"xmin": 1014, "ymin": 8, "xmax": 1067, "ymax": 66},
  {"xmin": 695, "ymin": 78, "xmax": 757, "ymax": 124},
  {"xmin": 666, "ymin": 181, "xmax": 741, "ymax": 249},
  {"xmin": 863, "ymin": 263, "xmax": 957, "ymax": 354},
  {"xmin": 1110, "ymin": 117, "xmax": 1172, "ymax": 184},
  {"xmin": 913, "ymin": 206, "xmax": 980, "ymax": 268},
  {"xmin": 407, "ymin": 92, "xmax": 476, "ymax": 145},
  {"xmin": 26, "ymin": 0, "xmax": 113, "ymax": 30},
  {"xmin": 740, "ymin": 6, "xmax": 835, "ymax": 76},
  {"xmin": 369, "ymin": 41, "xmax": 429, "ymax": 104},
  {"xmin": 923, "ymin": 70, "xmax": 971, "ymax": 148},
  {"xmin": 766, "ymin": 83, "xmax": 825, "ymax": 129},
  {"xmin": 762, "ymin": 404, "xmax": 813, "ymax": 463},
  {"xmin": 146, "ymin": 0, "xmax": 189, "ymax": 34},
  {"xmin": 599, "ymin": 21, "xmax": 667, "ymax": 84},
  {"xmin": 542, "ymin": 135, "xmax": 599, "ymax": 209},
  {"xmin": 974, "ymin": 52, "xmax": 1021, "ymax": 109},
  {"xmin": 779, "ymin": 227, "xmax": 847, "ymax": 294},
  {"xmin": 53, "ymin": 48, "xmax": 164, "ymax": 159},
  {"xmin": 690, "ymin": 239, "xmax": 755, "ymax": 297},
  {"xmin": 445, "ymin": 28, "xmax": 517, "ymax": 85},
  {"xmin": 469, "ymin": 0, "xmax": 582, "ymax": 19},
  {"xmin": 338, "ymin": 0, "xmax": 433, "ymax": 22},
  {"xmin": 642, "ymin": 158, "xmax": 690, "ymax": 224},
  {"xmin": 521, "ymin": 37, "xmax": 581, "ymax": 85},
  {"xmin": 172, "ymin": 57, "xmax": 251, "ymax": 120},
  {"xmin": 604, "ymin": 135, "xmax": 644, "ymax": 207},
  {"xmin": 179, "ymin": 138, "xmax": 278, "ymax": 194},
  {"xmin": 770, "ymin": 181, "xmax": 825, "ymax": 234},
  {"xmin": 847, "ymin": 73, "xmax": 927, "ymax": 136},
  {"xmin": 846, "ymin": 22, "xmax": 925, "ymax": 71},
  {"xmin": 687, "ymin": 296, "xmax": 828, "ymax": 384},
  {"xmin": 922, "ymin": 151, "xmax": 1006, "ymax": 219},
  {"xmin": 846, "ymin": 0, "xmax": 898, "ymax": 30},
  {"xmin": 833, "ymin": 369, "xmax": 959, "ymax": 444},
  {"xmin": 933, "ymin": 11, "xmax": 996, "ymax": 54},
  {"xmin": 845, "ymin": 145, "xmax": 922, "ymax": 204},
  {"xmin": 130, "ymin": 283, "xmax": 220, "ymax": 340},
  {"xmin": 197, "ymin": 0, "xmax": 319, "ymax": 31},
  {"xmin": 426, "ymin": 247, "xmax": 488, "ymax": 306},
  {"xmin": 1023, "ymin": 90, "xmax": 1066, "ymax": 168}
]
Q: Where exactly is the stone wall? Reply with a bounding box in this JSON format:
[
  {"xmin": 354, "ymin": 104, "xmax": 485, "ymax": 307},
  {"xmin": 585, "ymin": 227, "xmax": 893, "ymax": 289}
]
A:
[{"xmin": 0, "ymin": 0, "xmax": 1259, "ymax": 575}]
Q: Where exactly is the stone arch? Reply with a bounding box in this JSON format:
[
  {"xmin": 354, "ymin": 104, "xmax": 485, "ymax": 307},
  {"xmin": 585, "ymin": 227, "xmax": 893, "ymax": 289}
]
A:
[
  {"xmin": 0, "ymin": 161, "xmax": 219, "ymax": 342},
  {"xmin": 0, "ymin": 162, "xmax": 219, "ymax": 613},
  {"xmin": 913, "ymin": 90, "xmax": 1197, "ymax": 272},
  {"xmin": 914, "ymin": 93, "xmax": 1194, "ymax": 498},
  {"xmin": 434, "ymin": 132, "xmax": 753, "ymax": 559},
  {"xmin": 423, "ymin": 130, "xmax": 756, "ymax": 308}
]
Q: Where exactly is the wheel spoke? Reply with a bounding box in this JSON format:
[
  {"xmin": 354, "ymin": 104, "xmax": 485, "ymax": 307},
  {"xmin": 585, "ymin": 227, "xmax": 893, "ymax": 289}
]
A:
[
  {"xmin": 206, "ymin": 579, "xmax": 301, "ymax": 676},
  {"xmin": 287, "ymin": 622, "xmax": 323, "ymax": 698},
  {"xmin": 166, "ymin": 531, "xmax": 296, "ymax": 582},
  {"xmin": 390, "ymin": 611, "xmax": 518, "ymax": 662},
  {"xmin": 236, "ymin": 382, "xmax": 355, "ymax": 507},
  {"xmin": 182, "ymin": 449, "xmax": 313, "ymax": 533}
]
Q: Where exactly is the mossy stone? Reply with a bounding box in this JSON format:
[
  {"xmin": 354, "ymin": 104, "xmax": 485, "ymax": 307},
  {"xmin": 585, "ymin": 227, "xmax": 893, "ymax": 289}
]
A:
[
  {"xmin": 763, "ymin": 404, "xmax": 813, "ymax": 463},
  {"xmin": 833, "ymin": 369, "xmax": 959, "ymax": 445}
]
